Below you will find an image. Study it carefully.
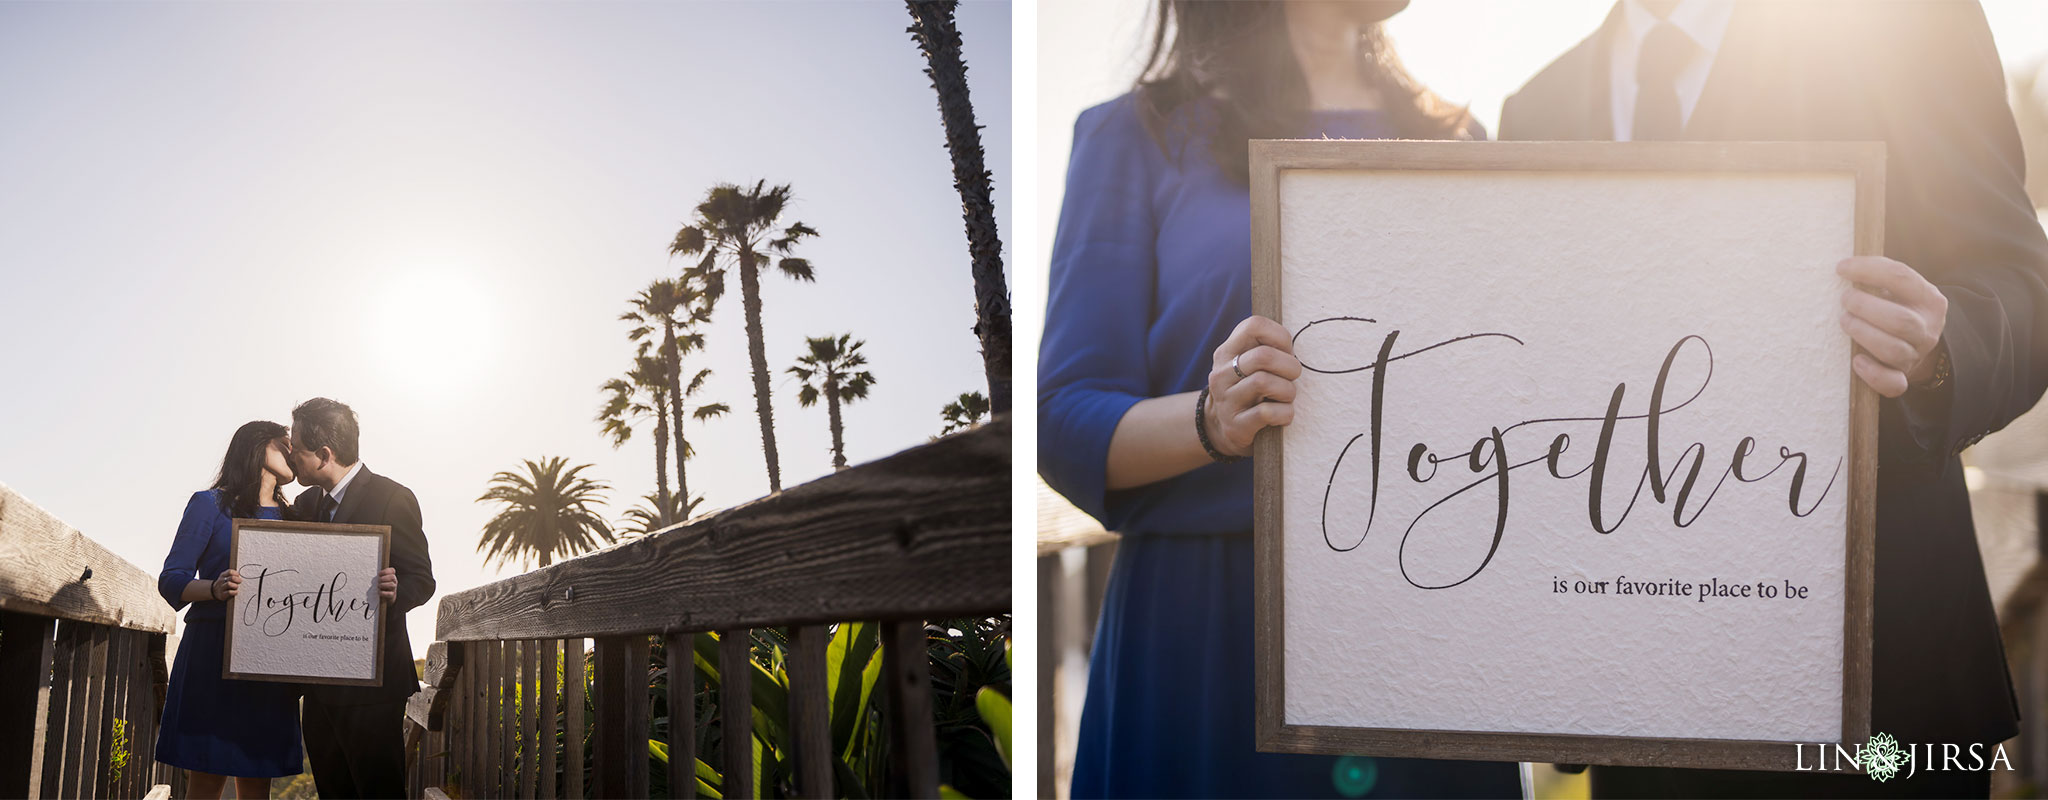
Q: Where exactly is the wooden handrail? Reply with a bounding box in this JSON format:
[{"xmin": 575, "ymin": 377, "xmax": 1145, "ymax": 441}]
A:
[
  {"xmin": 0, "ymin": 482, "xmax": 174, "ymax": 635},
  {"xmin": 434, "ymin": 418, "xmax": 1009, "ymax": 642}
]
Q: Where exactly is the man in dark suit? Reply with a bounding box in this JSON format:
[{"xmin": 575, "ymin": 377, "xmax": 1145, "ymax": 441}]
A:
[
  {"xmin": 1502, "ymin": 0, "xmax": 2048, "ymax": 795},
  {"xmin": 287, "ymin": 397, "xmax": 437, "ymax": 799}
]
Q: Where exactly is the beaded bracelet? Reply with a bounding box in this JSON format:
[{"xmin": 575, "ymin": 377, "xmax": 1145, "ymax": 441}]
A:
[{"xmin": 1196, "ymin": 385, "xmax": 1243, "ymax": 463}]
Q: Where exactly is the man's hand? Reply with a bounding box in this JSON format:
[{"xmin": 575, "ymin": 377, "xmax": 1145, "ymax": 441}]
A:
[
  {"xmin": 1838, "ymin": 256, "xmax": 1949, "ymax": 398},
  {"xmin": 378, "ymin": 567, "xmax": 398, "ymax": 604}
]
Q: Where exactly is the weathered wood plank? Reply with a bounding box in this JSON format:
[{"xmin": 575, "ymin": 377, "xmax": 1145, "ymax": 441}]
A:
[
  {"xmin": 99, "ymin": 629, "xmax": 125, "ymax": 800},
  {"xmin": 424, "ymin": 787, "xmax": 451, "ymax": 800},
  {"xmin": 539, "ymin": 639, "xmax": 559, "ymax": 800},
  {"xmin": 787, "ymin": 625, "xmax": 831, "ymax": 799},
  {"xmin": 523, "ymin": 640, "xmax": 540, "ymax": 799},
  {"xmin": 404, "ymin": 721, "xmax": 424, "ymax": 796},
  {"xmin": 585, "ymin": 638, "xmax": 630, "ymax": 800},
  {"xmin": 462, "ymin": 642, "xmax": 481, "ymax": 800},
  {"xmin": 663, "ymin": 632, "xmax": 693, "ymax": 800},
  {"xmin": 625, "ymin": 636, "xmax": 649, "ymax": 798},
  {"xmin": 0, "ymin": 483, "xmax": 175, "ymax": 634},
  {"xmin": 436, "ymin": 420, "xmax": 1008, "ymax": 642},
  {"xmin": 494, "ymin": 640, "xmax": 511, "ymax": 799},
  {"xmin": 142, "ymin": 784, "xmax": 169, "ymax": 800},
  {"xmin": 408, "ymin": 686, "xmax": 439, "ymax": 730},
  {"xmin": 45, "ymin": 620, "xmax": 85, "ymax": 800},
  {"xmin": 565, "ymin": 638, "xmax": 586, "ymax": 800},
  {"xmin": 76, "ymin": 624, "xmax": 108, "ymax": 800},
  {"xmin": 719, "ymin": 631, "xmax": 752, "ymax": 800},
  {"xmin": 0, "ymin": 612, "xmax": 55, "ymax": 799},
  {"xmin": 425, "ymin": 640, "xmax": 461, "ymax": 688},
  {"xmin": 883, "ymin": 621, "xmax": 938, "ymax": 799}
]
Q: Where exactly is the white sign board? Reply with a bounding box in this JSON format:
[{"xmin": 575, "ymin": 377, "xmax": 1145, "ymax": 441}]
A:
[
  {"xmin": 225, "ymin": 519, "xmax": 389, "ymax": 686},
  {"xmin": 1250, "ymin": 141, "xmax": 1881, "ymax": 771}
]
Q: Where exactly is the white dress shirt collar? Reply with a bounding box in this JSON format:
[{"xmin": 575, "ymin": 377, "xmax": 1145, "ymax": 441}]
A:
[
  {"xmin": 330, "ymin": 461, "xmax": 365, "ymax": 506},
  {"xmin": 1610, "ymin": 0, "xmax": 1735, "ymax": 141}
]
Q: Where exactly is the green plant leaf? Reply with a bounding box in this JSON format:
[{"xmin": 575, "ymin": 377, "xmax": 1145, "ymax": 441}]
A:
[
  {"xmin": 974, "ymin": 687, "xmax": 1011, "ymax": 768},
  {"xmin": 939, "ymin": 785, "xmax": 972, "ymax": 799},
  {"xmin": 825, "ymin": 621, "xmax": 882, "ymax": 760}
]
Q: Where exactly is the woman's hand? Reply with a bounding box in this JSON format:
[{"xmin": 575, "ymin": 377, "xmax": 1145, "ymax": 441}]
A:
[
  {"xmin": 211, "ymin": 569, "xmax": 243, "ymax": 602},
  {"xmin": 378, "ymin": 567, "xmax": 398, "ymax": 604},
  {"xmin": 1204, "ymin": 315, "xmax": 1304, "ymax": 458}
]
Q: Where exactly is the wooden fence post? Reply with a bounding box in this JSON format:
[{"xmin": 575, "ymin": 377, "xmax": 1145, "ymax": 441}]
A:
[
  {"xmin": 70, "ymin": 624, "xmax": 109, "ymax": 800},
  {"xmin": 592, "ymin": 636, "xmax": 649, "ymax": 799},
  {"xmin": 787, "ymin": 625, "xmax": 832, "ymax": 799},
  {"xmin": 664, "ymin": 632, "xmax": 694, "ymax": 800},
  {"xmin": 883, "ymin": 621, "xmax": 938, "ymax": 799},
  {"xmin": 719, "ymin": 630, "xmax": 753, "ymax": 800},
  {"xmin": 566, "ymin": 638, "xmax": 586, "ymax": 800},
  {"xmin": 523, "ymin": 639, "xmax": 540, "ymax": 799},
  {"xmin": 0, "ymin": 612, "xmax": 55, "ymax": 799},
  {"xmin": 539, "ymin": 638, "xmax": 559, "ymax": 800}
]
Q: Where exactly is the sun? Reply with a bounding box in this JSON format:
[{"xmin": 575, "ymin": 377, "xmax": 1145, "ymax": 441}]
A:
[{"xmin": 369, "ymin": 270, "xmax": 495, "ymax": 401}]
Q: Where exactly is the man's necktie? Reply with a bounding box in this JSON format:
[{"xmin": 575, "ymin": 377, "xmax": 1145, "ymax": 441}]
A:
[
  {"xmin": 1633, "ymin": 22, "xmax": 1694, "ymax": 141},
  {"xmin": 319, "ymin": 493, "xmax": 339, "ymax": 523}
]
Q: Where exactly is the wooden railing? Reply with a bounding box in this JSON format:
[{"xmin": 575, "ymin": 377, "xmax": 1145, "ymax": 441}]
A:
[
  {"xmin": 0, "ymin": 481, "xmax": 181, "ymax": 800},
  {"xmin": 407, "ymin": 418, "xmax": 1009, "ymax": 799}
]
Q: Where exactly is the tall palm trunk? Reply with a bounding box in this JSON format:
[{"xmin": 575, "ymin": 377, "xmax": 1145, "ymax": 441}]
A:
[
  {"xmin": 739, "ymin": 247, "xmax": 783, "ymax": 492},
  {"xmin": 825, "ymin": 381, "xmax": 847, "ymax": 470},
  {"xmin": 662, "ymin": 321, "xmax": 689, "ymax": 507},
  {"xmin": 907, "ymin": 0, "xmax": 1011, "ymax": 415},
  {"xmin": 652, "ymin": 388, "xmax": 674, "ymax": 528}
]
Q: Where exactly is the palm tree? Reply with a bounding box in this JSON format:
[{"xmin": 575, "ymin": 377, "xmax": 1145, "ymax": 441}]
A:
[
  {"xmin": 940, "ymin": 391, "xmax": 990, "ymax": 434},
  {"xmin": 597, "ymin": 347, "xmax": 676, "ymax": 527},
  {"xmin": 618, "ymin": 491, "xmax": 702, "ymax": 536},
  {"xmin": 475, "ymin": 457, "xmax": 613, "ymax": 569},
  {"xmin": 670, "ymin": 180, "xmax": 819, "ymax": 493},
  {"xmin": 787, "ymin": 333, "xmax": 876, "ymax": 470},
  {"xmin": 907, "ymin": 0, "xmax": 1011, "ymax": 415},
  {"xmin": 622, "ymin": 278, "xmax": 717, "ymax": 509}
]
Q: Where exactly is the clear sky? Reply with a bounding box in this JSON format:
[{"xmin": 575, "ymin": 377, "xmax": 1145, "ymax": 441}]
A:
[
  {"xmin": 0, "ymin": 0, "xmax": 1011, "ymax": 654},
  {"xmin": 1030, "ymin": 0, "xmax": 2048, "ymax": 363}
]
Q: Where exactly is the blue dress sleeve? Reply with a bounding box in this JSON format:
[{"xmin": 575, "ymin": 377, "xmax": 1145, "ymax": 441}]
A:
[
  {"xmin": 1038, "ymin": 97, "xmax": 1163, "ymax": 523},
  {"xmin": 158, "ymin": 491, "xmax": 220, "ymax": 611}
]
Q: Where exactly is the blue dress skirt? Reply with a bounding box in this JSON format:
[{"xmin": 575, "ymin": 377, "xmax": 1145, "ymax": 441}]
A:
[
  {"xmin": 154, "ymin": 496, "xmax": 302, "ymax": 778},
  {"xmin": 156, "ymin": 620, "xmax": 304, "ymax": 777}
]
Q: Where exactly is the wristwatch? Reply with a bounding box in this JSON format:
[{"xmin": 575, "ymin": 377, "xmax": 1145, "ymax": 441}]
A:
[{"xmin": 1915, "ymin": 345, "xmax": 1951, "ymax": 391}]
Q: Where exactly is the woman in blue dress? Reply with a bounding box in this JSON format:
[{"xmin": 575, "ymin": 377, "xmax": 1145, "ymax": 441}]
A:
[
  {"xmin": 1039, "ymin": 2, "xmax": 1523, "ymax": 797},
  {"xmin": 155, "ymin": 420, "xmax": 305, "ymax": 797}
]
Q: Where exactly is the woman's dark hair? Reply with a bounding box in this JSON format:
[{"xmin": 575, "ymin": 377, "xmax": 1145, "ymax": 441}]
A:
[
  {"xmin": 1135, "ymin": 0, "xmax": 1475, "ymax": 184},
  {"xmin": 213, "ymin": 421, "xmax": 293, "ymax": 520}
]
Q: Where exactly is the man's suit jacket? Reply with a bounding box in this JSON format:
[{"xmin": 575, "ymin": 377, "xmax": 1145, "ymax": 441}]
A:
[
  {"xmin": 1502, "ymin": 0, "xmax": 2048, "ymax": 748},
  {"xmin": 294, "ymin": 465, "xmax": 436, "ymax": 705}
]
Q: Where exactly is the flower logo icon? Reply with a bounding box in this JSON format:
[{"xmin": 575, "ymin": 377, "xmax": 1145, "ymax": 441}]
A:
[{"xmin": 1863, "ymin": 732, "xmax": 1904, "ymax": 782}]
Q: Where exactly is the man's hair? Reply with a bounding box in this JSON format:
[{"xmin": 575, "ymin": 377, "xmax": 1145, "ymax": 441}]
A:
[{"xmin": 293, "ymin": 397, "xmax": 361, "ymax": 466}]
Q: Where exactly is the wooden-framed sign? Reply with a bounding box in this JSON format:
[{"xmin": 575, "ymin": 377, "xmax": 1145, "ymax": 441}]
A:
[
  {"xmin": 224, "ymin": 519, "xmax": 390, "ymax": 687},
  {"xmin": 1250, "ymin": 140, "xmax": 1883, "ymax": 772}
]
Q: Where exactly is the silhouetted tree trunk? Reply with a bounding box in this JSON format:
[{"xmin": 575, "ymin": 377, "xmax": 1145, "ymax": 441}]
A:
[
  {"xmin": 826, "ymin": 382, "xmax": 847, "ymax": 470},
  {"xmin": 663, "ymin": 322, "xmax": 690, "ymax": 507},
  {"xmin": 739, "ymin": 247, "xmax": 784, "ymax": 492},
  {"xmin": 908, "ymin": 0, "xmax": 1011, "ymax": 415},
  {"xmin": 653, "ymin": 388, "xmax": 674, "ymax": 528}
]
